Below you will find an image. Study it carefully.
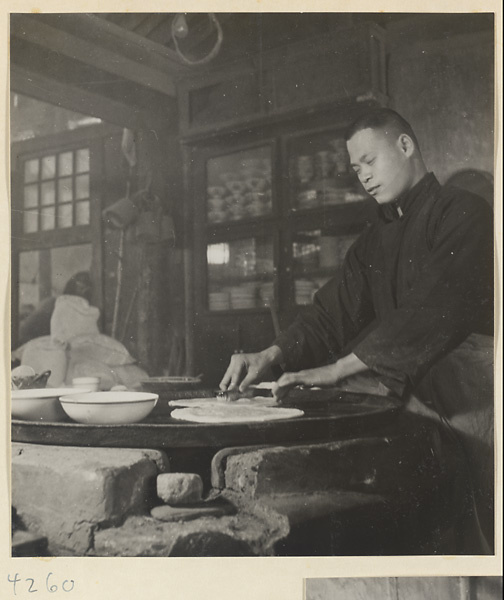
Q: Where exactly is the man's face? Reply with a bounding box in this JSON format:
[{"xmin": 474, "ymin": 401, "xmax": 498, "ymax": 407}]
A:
[{"xmin": 346, "ymin": 127, "xmax": 415, "ymax": 204}]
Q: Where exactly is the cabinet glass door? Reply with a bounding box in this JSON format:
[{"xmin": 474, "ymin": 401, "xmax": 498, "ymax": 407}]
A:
[
  {"xmin": 206, "ymin": 145, "xmax": 273, "ymax": 223},
  {"xmin": 287, "ymin": 130, "xmax": 367, "ymax": 211},
  {"xmin": 207, "ymin": 236, "xmax": 275, "ymax": 311},
  {"xmin": 292, "ymin": 229, "xmax": 357, "ymax": 304}
]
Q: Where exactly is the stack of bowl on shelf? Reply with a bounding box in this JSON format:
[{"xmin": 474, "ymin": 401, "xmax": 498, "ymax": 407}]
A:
[
  {"xmin": 229, "ymin": 282, "xmax": 258, "ymax": 309},
  {"xmin": 294, "ymin": 279, "xmax": 318, "ymax": 305},
  {"xmin": 207, "ymin": 186, "xmax": 229, "ymax": 223},
  {"xmin": 207, "ymin": 157, "xmax": 272, "ymax": 223},
  {"xmin": 292, "ymin": 136, "xmax": 366, "ymax": 209},
  {"xmin": 208, "ymin": 290, "xmax": 231, "ymax": 311}
]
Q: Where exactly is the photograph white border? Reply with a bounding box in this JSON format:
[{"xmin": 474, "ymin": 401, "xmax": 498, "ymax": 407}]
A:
[{"xmin": 1, "ymin": 2, "xmax": 502, "ymax": 599}]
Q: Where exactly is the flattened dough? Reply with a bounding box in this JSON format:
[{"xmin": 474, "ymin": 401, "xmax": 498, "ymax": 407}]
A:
[
  {"xmin": 169, "ymin": 396, "xmax": 278, "ymax": 408},
  {"xmin": 170, "ymin": 403, "xmax": 304, "ymax": 423}
]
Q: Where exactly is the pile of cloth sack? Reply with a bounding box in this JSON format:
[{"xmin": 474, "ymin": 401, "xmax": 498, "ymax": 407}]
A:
[{"xmin": 12, "ymin": 293, "xmax": 148, "ymax": 390}]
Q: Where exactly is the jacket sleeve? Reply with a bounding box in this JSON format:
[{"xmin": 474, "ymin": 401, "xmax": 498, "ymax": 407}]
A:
[
  {"xmin": 352, "ymin": 193, "xmax": 494, "ymax": 396},
  {"xmin": 273, "ymin": 231, "xmax": 376, "ymax": 372}
]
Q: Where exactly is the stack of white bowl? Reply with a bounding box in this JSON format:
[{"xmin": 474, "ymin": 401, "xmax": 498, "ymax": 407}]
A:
[
  {"xmin": 209, "ymin": 291, "xmax": 230, "ymax": 311},
  {"xmin": 207, "ymin": 186, "xmax": 229, "ymax": 223},
  {"xmin": 297, "ymin": 189, "xmax": 319, "ymax": 209},
  {"xmin": 295, "ymin": 279, "xmax": 317, "ymax": 305},
  {"xmin": 230, "ymin": 283, "xmax": 257, "ymax": 309}
]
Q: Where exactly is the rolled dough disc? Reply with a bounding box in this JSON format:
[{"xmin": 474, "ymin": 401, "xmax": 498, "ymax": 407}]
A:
[
  {"xmin": 169, "ymin": 396, "xmax": 278, "ymax": 409},
  {"xmin": 170, "ymin": 403, "xmax": 304, "ymax": 424}
]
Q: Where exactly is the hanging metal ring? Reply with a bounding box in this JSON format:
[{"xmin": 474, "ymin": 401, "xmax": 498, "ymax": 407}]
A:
[{"xmin": 172, "ymin": 13, "xmax": 223, "ymax": 66}]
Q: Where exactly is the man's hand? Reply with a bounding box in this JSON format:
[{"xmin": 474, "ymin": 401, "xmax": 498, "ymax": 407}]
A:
[
  {"xmin": 272, "ymin": 353, "xmax": 369, "ymax": 400},
  {"xmin": 219, "ymin": 345, "xmax": 283, "ymax": 393}
]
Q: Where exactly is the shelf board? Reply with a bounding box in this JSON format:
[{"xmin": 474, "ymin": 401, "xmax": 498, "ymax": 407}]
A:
[
  {"xmin": 208, "ymin": 273, "xmax": 275, "ymax": 285},
  {"xmin": 204, "ymin": 307, "xmax": 272, "ymax": 316}
]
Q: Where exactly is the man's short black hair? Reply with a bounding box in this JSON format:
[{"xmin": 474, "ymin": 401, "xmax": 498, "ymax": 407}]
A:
[{"xmin": 345, "ymin": 108, "xmax": 420, "ymax": 151}]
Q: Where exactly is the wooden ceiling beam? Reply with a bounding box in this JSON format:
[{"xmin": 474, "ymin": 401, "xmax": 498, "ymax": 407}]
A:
[
  {"xmin": 115, "ymin": 13, "xmax": 153, "ymax": 32},
  {"xmin": 131, "ymin": 13, "xmax": 166, "ymax": 37},
  {"xmin": 10, "ymin": 65, "xmax": 153, "ymax": 130},
  {"xmin": 143, "ymin": 16, "xmax": 173, "ymax": 46},
  {"xmin": 33, "ymin": 14, "xmax": 185, "ymax": 73},
  {"xmin": 10, "ymin": 14, "xmax": 177, "ymax": 97}
]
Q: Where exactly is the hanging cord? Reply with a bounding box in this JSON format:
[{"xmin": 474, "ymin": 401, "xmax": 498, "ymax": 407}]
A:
[{"xmin": 172, "ymin": 13, "xmax": 223, "ymax": 66}]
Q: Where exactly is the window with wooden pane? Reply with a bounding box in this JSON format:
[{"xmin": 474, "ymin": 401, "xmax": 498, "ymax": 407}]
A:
[
  {"xmin": 22, "ymin": 147, "xmax": 91, "ymax": 234},
  {"xmin": 11, "ymin": 128, "xmax": 105, "ymax": 350}
]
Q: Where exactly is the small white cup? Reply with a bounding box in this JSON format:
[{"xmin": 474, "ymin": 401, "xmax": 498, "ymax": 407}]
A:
[{"xmin": 72, "ymin": 376, "xmax": 100, "ymax": 392}]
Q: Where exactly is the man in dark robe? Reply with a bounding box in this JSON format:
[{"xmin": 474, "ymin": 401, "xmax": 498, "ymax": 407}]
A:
[{"xmin": 220, "ymin": 108, "xmax": 494, "ymax": 552}]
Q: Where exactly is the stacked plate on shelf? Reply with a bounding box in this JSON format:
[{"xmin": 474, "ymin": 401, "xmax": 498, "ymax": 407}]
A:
[
  {"xmin": 209, "ymin": 291, "xmax": 230, "ymax": 311},
  {"xmin": 229, "ymin": 284, "xmax": 258, "ymax": 309},
  {"xmin": 294, "ymin": 279, "xmax": 317, "ymax": 305}
]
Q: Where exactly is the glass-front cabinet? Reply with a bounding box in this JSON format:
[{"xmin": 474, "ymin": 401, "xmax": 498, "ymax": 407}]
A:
[{"xmin": 191, "ymin": 106, "xmax": 379, "ymax": 382}]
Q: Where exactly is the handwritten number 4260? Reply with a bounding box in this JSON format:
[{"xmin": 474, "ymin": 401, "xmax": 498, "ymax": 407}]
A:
[{"xmin": 7, "ymin": 573, "xmax": 75, "ymax": 595}]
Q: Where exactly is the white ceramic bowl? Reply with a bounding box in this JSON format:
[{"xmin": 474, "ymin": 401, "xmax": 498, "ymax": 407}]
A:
[
  {"xmin": 59, "ymin": 391, "xmax": 158, "ymax": 424},
  {"xmin": 11, "ymin": 388, "xmax": 87, "ymax": 422},
  {"xmin": 72, "ymin": 376, "xmax": 100, "ymax": 392}
]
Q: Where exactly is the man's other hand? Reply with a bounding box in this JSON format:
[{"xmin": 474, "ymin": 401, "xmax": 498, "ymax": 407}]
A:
[{"xmin": 219, "ymin": 345, "xmax": 283, "ymax": 393}]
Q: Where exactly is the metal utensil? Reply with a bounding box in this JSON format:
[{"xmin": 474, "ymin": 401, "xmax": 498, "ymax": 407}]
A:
[{"xmin": 215, "ymin": 389, "xmax": 254, "ymax": 402}]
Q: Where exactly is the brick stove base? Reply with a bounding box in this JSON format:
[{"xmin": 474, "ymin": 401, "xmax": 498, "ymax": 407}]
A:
[{"xmin": 11, "ymin": 413, "xmax": 476, "ymax": 556}]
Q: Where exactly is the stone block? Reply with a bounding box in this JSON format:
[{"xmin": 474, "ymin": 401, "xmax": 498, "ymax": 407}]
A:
[
  {"xmin": 219, "ymin": 418, "xmax": 442, "ymax": 499},
  {"xmin": 156, "ymin": 473, "xmax": 203, "ymax": 505},
  {"xmin": 12, "ymin": 443, "xmax": 169, "ymax": 554}
]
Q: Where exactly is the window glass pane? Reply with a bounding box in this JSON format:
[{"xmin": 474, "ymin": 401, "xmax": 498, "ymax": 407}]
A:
[
  {"xmin": 24, "ymin": 159, "xmax": 39, "ymax": 183},
  {"xmin": 41, "ymin": 181, "xmax": 56, "ymax": 206},
  {"xmin": 75, "ymin": 174, "xmax": 90, "ymax": 200},
  {"xmin": 75, "ymin": 148, "xmax": 90, "ymax": 173},
  {"xmin": 58, "ymin": 151, "xmax": 73, "ymax": 176},
  {"xmin": 58, "ymin": 177, "xmax": 73, "ymax": 203},
  {"xmin": 41, "ymin": 155, "xmax": 56, "ymax": 179},
  {"xmin": 23, "ymin": 184, "xmax": 38, "ymax": 209},
  {"xmin": 58, "ymin": 203, "xmax": 73, "ymax": 228},
  {"xmin": 23, "ymin": 210, "xmax": 38, "ymax": 233},
  {"xmin": 51, "ymin": 244, "xmax": 92, "ymax": 295},
  {"xmin": 75, "ymin": 200, "xmax": 90, "ymax": 226},
  {"xmin": 40, "ymin": 206, "xmax": 56, "ymax": 231},
  {"xmin": 16, "ymin": 245, "xmax": 93, "ymax": 346}
]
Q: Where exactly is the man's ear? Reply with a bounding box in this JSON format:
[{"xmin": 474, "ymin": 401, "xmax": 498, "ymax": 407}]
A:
[{"xmin": 397, "ymin": 133, "xmax": 415, "ymax": 157}]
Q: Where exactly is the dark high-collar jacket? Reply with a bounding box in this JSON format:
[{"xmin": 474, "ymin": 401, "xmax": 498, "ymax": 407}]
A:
[{"xmin": 274, "ymin": 173, "xmax": 494, "ymax": 396}]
